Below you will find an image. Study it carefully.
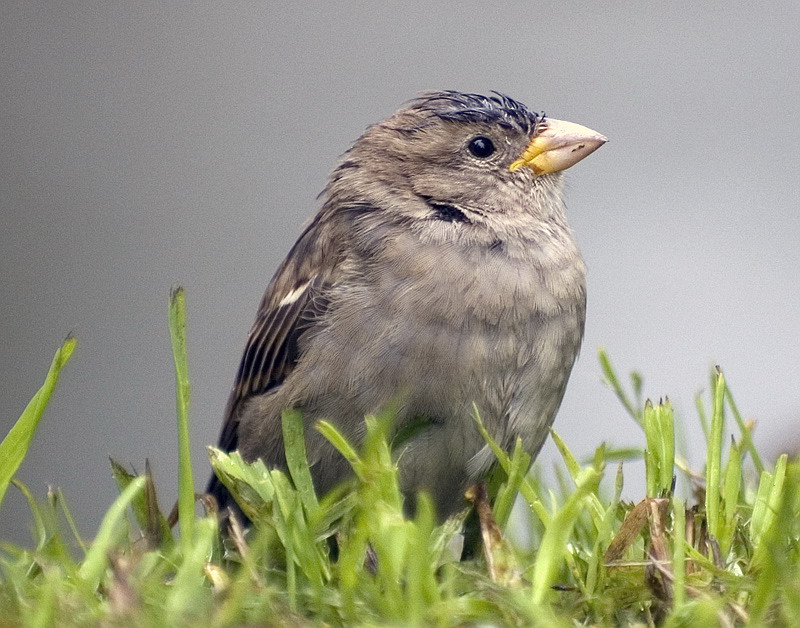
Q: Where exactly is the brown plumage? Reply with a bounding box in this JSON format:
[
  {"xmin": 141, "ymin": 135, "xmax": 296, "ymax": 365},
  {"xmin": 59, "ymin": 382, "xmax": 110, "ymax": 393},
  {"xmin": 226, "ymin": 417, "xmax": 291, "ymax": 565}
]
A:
[{"xmin": 208, "ymin": 91, "xmax": 605, "ymax": 519}]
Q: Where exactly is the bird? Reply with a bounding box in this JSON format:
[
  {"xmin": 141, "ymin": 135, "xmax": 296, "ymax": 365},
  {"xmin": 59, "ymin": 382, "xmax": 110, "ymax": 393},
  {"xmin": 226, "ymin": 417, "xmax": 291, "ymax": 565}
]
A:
[{"xmin": 207, "ymin": 90, "xmax": 605, "ymax": 521}]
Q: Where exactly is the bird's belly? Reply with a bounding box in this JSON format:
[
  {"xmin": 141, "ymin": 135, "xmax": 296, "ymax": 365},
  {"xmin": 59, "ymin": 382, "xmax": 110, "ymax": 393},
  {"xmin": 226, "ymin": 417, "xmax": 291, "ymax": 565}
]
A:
[
  {"xmin": 295, "ymin": 289, "xmax": 583, "ymax": 510},
  {"xmin": 285, "ymin": 242, "xmax": 585, "ymax": 516},
  {"xmin": 387, "ymin": 309, "xmax": 582, "ymax": 460}
]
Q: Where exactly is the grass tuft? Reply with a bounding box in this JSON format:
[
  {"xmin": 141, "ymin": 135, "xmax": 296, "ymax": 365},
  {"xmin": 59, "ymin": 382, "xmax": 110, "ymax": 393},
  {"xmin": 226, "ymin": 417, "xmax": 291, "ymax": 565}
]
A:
[{"xmin": 1, "ymin": 297, "xmax": 798, "ymax": 626}]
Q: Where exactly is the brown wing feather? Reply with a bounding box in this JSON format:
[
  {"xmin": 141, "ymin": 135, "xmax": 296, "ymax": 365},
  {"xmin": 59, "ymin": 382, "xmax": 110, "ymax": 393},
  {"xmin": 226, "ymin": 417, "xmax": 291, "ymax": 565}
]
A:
[
  {"xmin": 211, "ymin": 206, "xmax": 350, "ymax": 456},
  {"xmin": 213, "ymin": 275, "xmax": 328, "ymax": 454},
  {"xmin": 206, "ymin": 203, "xmax": 371, "ymax": 512}
]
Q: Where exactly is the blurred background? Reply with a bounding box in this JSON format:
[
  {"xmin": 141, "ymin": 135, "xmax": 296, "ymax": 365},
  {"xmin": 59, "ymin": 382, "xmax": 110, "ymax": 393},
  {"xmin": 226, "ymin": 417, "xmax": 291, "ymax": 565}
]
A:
[{"xmin": 2, "ymin": 1, "xmax": 799, "ymax": 544}]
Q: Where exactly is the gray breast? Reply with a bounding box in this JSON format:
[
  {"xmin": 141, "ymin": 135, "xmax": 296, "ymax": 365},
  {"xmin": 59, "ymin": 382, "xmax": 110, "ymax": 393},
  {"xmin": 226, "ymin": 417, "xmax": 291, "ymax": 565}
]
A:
[{"xmin": 284, "ymin": 222, "xmax": 586, "ymax": 513}]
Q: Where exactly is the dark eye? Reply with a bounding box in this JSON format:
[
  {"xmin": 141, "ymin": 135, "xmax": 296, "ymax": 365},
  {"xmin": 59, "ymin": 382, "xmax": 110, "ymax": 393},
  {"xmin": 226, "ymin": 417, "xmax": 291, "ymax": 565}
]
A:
[{"xmin": 467, "ymin": 136, "xmax": 495, "ymax": 158}]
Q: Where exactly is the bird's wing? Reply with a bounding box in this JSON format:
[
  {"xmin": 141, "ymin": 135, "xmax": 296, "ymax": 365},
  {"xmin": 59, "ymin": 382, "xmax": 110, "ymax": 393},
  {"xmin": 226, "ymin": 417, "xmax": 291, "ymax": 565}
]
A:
[{"xmin": 214, "ymin": 211, "xmax": 344, "ymax": 455}]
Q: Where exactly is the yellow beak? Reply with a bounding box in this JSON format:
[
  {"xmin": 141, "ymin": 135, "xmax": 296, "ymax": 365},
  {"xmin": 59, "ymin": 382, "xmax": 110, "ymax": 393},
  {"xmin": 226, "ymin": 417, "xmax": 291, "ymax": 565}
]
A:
[{"xmin": 510, "ymin": 118, "xmax": 607, "ymax": 175}]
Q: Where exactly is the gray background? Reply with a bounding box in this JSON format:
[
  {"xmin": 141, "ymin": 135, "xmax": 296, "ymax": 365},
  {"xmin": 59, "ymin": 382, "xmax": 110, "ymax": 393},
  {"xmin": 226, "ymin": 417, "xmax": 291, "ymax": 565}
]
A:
[{"xmin": 2, "ymin": 1, "xmax": 799, "ymax": 543}]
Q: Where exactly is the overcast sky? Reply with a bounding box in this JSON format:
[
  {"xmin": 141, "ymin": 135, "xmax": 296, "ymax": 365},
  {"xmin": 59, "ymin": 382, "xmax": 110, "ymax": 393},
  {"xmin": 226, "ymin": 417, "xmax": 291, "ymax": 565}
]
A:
[{"xmin": 2, "ymin": 1, "xmax": 799, "ymax": 544}]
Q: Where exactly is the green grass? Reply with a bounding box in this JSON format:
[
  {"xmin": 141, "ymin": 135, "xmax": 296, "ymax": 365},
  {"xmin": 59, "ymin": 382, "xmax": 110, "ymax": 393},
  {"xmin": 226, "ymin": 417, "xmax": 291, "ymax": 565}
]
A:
[{"xmin": 1, "ymin": 290, "xmax": 799, "ymax": 626}]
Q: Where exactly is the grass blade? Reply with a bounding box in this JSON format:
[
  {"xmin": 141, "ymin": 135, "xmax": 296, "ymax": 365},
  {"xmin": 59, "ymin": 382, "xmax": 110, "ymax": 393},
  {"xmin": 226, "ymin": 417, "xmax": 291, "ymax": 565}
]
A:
[
  {"xmin": 671, "ymin": 497, "xmax": 686, "ymax": 609},
  {"xmin": 282, "ymin": 409, "xmax": 319, "ymax": 512},
  {"xmin": 0, "ymin": 336, "xmax": 76, "ymax": 508},
  {"xmin": 531, "ymin": 468, "xmax": 601, "ymax": 605},
  {"xmin": 598, "ymin": 348, "xmax": 642, "ymax": 425},
  {"xmin": 724, "ymin": 385, "xmax": 764, "ymax": 474},
  {"xmin": 169, "ymin": 287, "xmax": 194, "ymax": 550},
  {"xmin": 705, "ymin": 369, "xmax": 725, "ymax": 539},
  {"xmin": 78, "ymin": 477, "xmax": 145, "ymax": 590}
]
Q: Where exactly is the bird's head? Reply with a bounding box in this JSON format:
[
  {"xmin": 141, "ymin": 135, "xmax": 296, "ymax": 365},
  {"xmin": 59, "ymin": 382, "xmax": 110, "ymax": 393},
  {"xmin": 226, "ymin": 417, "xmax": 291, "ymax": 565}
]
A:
[{"xmin": 324, "ymin": 90, "xmax": 606, "ymax": 225}]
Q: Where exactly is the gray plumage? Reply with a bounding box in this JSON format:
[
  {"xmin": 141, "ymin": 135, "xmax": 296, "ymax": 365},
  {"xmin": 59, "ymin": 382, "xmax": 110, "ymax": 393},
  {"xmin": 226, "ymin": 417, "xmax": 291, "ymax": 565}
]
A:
[{"xmin": 208, "ymin": 91, "xmax": 605, "ymax": 519}]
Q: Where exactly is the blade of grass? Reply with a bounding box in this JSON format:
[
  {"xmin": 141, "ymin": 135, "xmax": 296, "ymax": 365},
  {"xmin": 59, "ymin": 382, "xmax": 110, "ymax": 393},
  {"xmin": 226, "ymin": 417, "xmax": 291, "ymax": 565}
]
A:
[
  {"xmin": 282, "ymin": 409, "xmax": 319, "ymax": 512},
  {"xmin": 598, "ymin": 348, "xmax": 642, "ymax": 426},
  {"xmin": 531, "ymin": 467, "xmax": 601, "ymax": 605},
  {"xmin": 52, "ymin": 488, "xmax": 87, "ymax": 554},
  {"xmin": 694, "ymin": 391, "xmax": 710, "ymax": 442},
  {"xmin": 754, "ymin": 455, "xmax": 788, "ymax": 549},
  {"xmin": 316, "ymin": 420, "xmax": 362, "ymax": 479},
  {"xmin": 169, "ymin": 287, "xmax": 194, "ymax": 550},
  {"xmin": 407, "ymin": 494, "xmax": 439, "ymax": 618},
  {"xmin": 550, "ymin": 429, "xmax": 605, "ymax": 528},
  {"xmin": 672, "ymin": 497, "xmax": 686, "ymax": 609},
  {"xmin": 0, "ymin": 336, "xmax": 76, "ymax": 508},
  {"xmin": 724, "ymin": 385, "xmax": 764, "ymax": 475},
  {"xmin": 658, "ymin": 399, "xmax": 675, "ymax": 494},
  {"xmin": 26, "ymin": 572, "xmax": 56, "ymax": 628},
  {"xmin": 10, "ymin": 480, "xmax": 47, "ymax": 550},
  {"xmin": 643, "ymin": 399, "xmax": 675, "ymax": 497},
  {"xmin": 78, "ymin": 477, "xmax": 145, "ymax": 590},
  {"xmin": 585, "ymin": 462, "xmax": 623, "ymax": 597},
  {"xmin": 749, "ymin": 457, "xmax": 795, "ymax": 623},
  {"xmin": 643, "ymin": 400, "xmax": 657, "ymax": 497},
  {"xmin": 473, "ymin": 408, "xmax": 549, "ymax": 525},
  {"xmin": 705, "ymin": 369, "xmax": 725, "ymax": 539},
  {"xmin": 491, "ymin": 439, "xmax": 531, "ymax": 529},
  {"xmin": 109, "ymin": 458, "xmax": 171, "ymax": 548},
  {"xmin": 166, "ymin": 516, "xmax": 217, "ymax": 621},
  {"xmin": 720, "ymin": 437, "xmax": 742, "ymax": 555},
  {"xmin": 750, "ymin": 468, "xmax": 774, "ymax": 546}
]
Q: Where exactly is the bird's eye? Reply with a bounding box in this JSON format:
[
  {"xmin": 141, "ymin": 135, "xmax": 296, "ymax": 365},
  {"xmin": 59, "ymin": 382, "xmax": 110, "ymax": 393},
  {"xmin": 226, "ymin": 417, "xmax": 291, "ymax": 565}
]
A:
[{"xmin": 467, "ymin": 136, "xmax": 495, "ymax": 158}]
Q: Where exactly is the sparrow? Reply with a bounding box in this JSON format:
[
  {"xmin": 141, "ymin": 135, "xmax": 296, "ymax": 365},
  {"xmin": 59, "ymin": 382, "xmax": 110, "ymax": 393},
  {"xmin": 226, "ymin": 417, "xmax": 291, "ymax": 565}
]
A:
[{"xmin": 208, "ymin": 91, "xmax": 605, "ymax": 520}]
